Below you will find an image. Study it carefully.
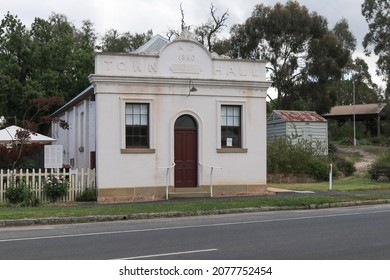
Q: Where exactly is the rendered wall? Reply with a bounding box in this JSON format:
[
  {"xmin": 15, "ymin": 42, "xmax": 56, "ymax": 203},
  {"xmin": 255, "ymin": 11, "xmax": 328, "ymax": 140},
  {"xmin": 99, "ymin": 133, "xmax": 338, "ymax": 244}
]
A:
[{"xmin": 88, "ymin": 37, "xmax": 270, "ymax": 201}]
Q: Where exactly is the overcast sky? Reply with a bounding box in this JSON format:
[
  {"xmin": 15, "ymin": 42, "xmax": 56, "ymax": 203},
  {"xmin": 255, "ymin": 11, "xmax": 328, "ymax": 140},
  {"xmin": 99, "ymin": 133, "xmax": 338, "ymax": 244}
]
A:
[{"xmin": 1, "ymin": 0, "xmax": 384, "ymax": 88}]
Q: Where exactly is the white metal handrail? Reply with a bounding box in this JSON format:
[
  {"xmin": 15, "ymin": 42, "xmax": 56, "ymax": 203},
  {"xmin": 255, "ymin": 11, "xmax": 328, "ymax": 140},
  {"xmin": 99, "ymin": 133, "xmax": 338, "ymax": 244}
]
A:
[
  {"xmin": 158, "ymin": 163, "xmax": 175, "ymax": 200},
  {"xmin": 199, "ymin": 162, "xmax": 222, "ymax": 198}
]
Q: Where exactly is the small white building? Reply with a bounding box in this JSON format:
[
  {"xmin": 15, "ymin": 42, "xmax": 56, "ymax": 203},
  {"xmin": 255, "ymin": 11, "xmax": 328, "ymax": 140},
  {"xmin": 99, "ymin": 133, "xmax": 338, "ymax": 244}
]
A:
[
  {"xmin": 267, "ymin": 110, "xmax": 328, "ymax": 154},
  {"xmin": 52, "ymin": 34, "xmax": 271, "ymax": 202}
]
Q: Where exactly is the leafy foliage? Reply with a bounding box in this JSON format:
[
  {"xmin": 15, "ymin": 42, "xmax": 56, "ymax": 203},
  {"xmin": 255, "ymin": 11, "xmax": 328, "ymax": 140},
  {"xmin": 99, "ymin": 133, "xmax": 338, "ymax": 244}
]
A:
[
  {"xmin": 100, "ymin": 29, "xmax": 153, "ymax": 52},
  {"xmin": 334, "ymin": 157, "xmax": 356, "ymax": 177},
  {"xmin": 362, "ymin": 0, "xmax": 390, "ymax": 83},
  {"xmin": 372, "ymin": 152, "xmax": 390, "ymax": 168},
  {"xmin": 229, "ymin": 1, "xmax": 356, "ymax": 113},
  {"xmin": 43, "ymin": 175, "xmax": 69, "ymax": 202},
  {"xmin": 267, "ymin": 137, "xmax": 331, "ymax": 180},
  {"xmin": 5, "ymin": 178, "xmax": 39, "ymax": 206},
  {"xmin": 0, "ymin": 12, "xmax": 96, "ymax": 121},
  {"xmin": 369, "ymin": 152, "xmax": 390, "ymax": 179},
  {"xmin": 75, "ymin": 187, "xmax": 98, "ymax": 202},
  {"xmin": 0, "ymin": 96, "xmax": 68, "ymax": 169}
]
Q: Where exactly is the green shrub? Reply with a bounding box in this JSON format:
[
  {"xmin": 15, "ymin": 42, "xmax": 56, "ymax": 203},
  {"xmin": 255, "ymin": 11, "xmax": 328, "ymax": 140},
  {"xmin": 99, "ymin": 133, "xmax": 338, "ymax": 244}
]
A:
[
  {"xmin": 373, "ymin": 152, "xmax": 390, "ymax": 167},
  {"xmin": 370, "ymin": 136, "xmax": 387, "ymax": 146},
  {"xmin": 328, "ymin": 143, "xmax": 338, "ymax": 155},
  {"xmin": 267, "ymin": 137, "xmax": 330, "ymax": 180},
  {"xmin": 369, "ymin": 152, "xmax": 390, "ymax": 177},
  {"xmin": 75, "ymin": 187, "xmax": 97, "ymax": 202},
  {"xmin": 305, "ymin": 157, "xmax": 329, "ymax": 181},
  {"xmin": 335, "ymin": 157, "xmax": 356, "ymax": 177},
  {"xmin": 43, "ymin": 175, "xmax": 69, "ymax": 202},
  {"xmin": 5, "ymin": 179, "xmax": 40, "ymax": 207}
]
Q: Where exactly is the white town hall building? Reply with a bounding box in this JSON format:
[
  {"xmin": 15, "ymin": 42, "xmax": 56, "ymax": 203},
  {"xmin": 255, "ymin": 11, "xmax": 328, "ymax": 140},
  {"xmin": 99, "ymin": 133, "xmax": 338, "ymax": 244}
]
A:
[{"xmin": 52, "ymin": 33, "xmax": 271, "ymax": 202}]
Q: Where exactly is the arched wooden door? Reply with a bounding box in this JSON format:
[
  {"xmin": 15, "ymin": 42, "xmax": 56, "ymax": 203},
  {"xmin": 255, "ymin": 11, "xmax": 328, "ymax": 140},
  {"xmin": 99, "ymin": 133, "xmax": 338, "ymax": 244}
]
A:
[{"xmin": 174, "ymin": 115, "xmax": 198, "ymax": 188}]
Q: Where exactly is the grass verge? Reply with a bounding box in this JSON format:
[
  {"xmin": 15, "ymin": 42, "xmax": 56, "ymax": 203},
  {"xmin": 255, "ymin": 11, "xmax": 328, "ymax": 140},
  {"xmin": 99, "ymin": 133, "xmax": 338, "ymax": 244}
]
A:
[
  {"xmin": 1, "ymin": 175, "xmax": 389, "ymax": 222},
  {"xmin": 1, "ymin": 193, "xmax": 390, "ymax": 221},
  {"xmin": 269, "ymin": 175, "xmax": 390, "ymax": 192}
]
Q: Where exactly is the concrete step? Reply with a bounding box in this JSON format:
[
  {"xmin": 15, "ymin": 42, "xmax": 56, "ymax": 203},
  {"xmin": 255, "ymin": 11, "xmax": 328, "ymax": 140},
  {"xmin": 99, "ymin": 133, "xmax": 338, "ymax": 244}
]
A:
[
  {"xmin": 168, "ymin": 186, "xmax": 211, "ymax": 199},
  {"xmin": 169, "ymin": 192, "xmax": 211, "ymax": 199}
]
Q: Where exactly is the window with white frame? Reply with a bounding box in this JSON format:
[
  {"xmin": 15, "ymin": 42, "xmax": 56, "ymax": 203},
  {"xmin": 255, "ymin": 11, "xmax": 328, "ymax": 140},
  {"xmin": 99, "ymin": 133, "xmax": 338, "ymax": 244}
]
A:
[
  {"xmin": 125, "ymin": 103, "xmax": 149, "ymax": 148},
  {"xmin": 221, "ymin": 105, "xmax": 241, "ymax": 148}
]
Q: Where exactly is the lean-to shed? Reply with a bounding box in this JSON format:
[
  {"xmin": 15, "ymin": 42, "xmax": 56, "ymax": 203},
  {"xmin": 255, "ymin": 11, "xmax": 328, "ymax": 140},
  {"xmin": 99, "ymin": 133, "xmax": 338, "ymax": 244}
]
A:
[
  {"xmin": 267, "ymin": 110, "xmax": 328, "ymax": 154},
  {"xmin": 323, "ymin": 103, "xmax": 388, "ymax": 136}
]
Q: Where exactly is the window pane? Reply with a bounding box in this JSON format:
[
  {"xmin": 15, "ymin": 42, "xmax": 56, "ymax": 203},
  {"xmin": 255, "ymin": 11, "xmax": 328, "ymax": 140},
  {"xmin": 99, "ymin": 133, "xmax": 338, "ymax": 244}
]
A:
[
  {"xmin": 133, "ymin": 105, "xmax": 140, "ymax": 114},
  {"xmin": 227, "ymin": 106, "xmax": 234, "ymax": 116},
  {"xmin": 174, "ymin": 115, "xmax": 197, "ymax": 128},
  {"xmin": 125, "ymin": 103, "xmax": 149, "ymax": 148},
  {"xmin": 133, "ymin": 114, "xmax": 141, "ymax": 125},
  {"xmin": 134, "ymin": 137, "xmax": 141, "ymax": 147},
  {"xmin": 125, "ymin": 104, "xmax": 133, "ymax": 114},
  {"xmin": 140, "ymin": 104, "xmax": 148, "ymax": 114},
  {"xmin": 141, "ymin": 115, "xmax": 147, "ymax": 125},
  {"xmin": 233, "ymin": 116, "xmax": 240, "ymax": 126},
  {"xmin": 234, "ymin": 106, "xmax": 240, "ymax": 116},
  {"xmin": 221, "ymin": 106, "xmax": 227, "ymax": 117},
  {"xmin": 221, "ymin": 116, "xmax": 226, "ymax": 126},
  {"xmin": 220, "ymin": 105, "xmax": 241, "ymax": 148},
  {"xmin": 139, "ymin": 136, "xmax": 147, "ymax": 147},
  {"xmin": 227, "ymin": 116, "xmax": 234, "ymax": 126},
  {"xmin": 125, "ymin": 115, "xmax": 133, "ymax": 125}
]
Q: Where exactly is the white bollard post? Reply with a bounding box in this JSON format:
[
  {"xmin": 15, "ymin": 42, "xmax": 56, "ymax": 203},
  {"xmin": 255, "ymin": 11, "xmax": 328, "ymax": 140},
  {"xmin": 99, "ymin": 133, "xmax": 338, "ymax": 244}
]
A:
[{"xmin": 329, "ymin": 163, "xmax": 333, "ymax": 191}]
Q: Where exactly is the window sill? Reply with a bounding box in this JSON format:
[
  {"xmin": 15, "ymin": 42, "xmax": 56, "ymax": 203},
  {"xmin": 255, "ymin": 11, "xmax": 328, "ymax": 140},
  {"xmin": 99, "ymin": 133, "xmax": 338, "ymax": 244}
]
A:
[
  {"xmin": 121, "ymin": 148, "xmax": 155, "ymax": 154},
  {"xmin": 217, "ymin": 148, "xmax": 248, "ymax": 153}
]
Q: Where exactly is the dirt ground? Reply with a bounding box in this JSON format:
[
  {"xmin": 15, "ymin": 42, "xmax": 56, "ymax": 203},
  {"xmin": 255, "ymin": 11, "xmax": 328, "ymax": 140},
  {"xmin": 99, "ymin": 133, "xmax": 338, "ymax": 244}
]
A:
[{"xmin": 336, "ymin": 145, "xmax": 382, "ymax": 175}]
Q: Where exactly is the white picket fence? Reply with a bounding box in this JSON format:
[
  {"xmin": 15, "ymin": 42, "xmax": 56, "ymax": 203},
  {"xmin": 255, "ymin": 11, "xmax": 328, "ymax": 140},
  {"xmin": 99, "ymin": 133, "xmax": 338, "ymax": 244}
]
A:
[{"xmin": 0, "ymin": 168, "xmax": 96, "ymax": 202}]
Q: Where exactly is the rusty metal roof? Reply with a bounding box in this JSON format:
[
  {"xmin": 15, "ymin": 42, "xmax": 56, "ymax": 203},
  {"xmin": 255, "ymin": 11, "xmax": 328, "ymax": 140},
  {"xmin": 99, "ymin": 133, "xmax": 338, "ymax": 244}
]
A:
[
  {"xmin": 273, "ymin": 110, "xmax": 327, "ymax": 122},
  {"xmin": 324, "ymin": 103, "xmax": 386, "ymax": 117}
]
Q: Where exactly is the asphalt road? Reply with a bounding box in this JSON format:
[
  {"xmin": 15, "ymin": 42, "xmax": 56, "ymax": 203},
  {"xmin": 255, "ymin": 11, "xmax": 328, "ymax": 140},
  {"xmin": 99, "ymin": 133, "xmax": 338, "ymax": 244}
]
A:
[{"xmin": 1, "ymin": 204, "xmax": 390, "ymax": 260}]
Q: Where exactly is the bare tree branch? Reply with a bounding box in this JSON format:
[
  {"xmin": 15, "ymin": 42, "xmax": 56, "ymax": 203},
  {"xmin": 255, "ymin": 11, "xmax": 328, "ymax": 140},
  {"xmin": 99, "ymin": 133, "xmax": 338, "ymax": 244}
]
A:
[
  {"xmin": 180, "ymin": 3, "xmax": 186, "ymax": 32},
  {"xmin": 206, "ymin": 4, "xmax": 229, "ymax": 52}
]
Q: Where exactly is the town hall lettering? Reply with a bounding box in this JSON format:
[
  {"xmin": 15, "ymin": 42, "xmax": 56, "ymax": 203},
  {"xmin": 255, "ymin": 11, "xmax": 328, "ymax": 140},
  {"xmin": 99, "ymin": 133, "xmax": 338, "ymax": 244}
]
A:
[
  {"xmin": 103, "ymin": 59, "xmax": 158, "ymax": 73},
  {"xmin": 214, "ymin": 65, "xmax": 262, "ymax": 77},
  {"xmin": 101, "ymin": 55, "xmax": 263, "ymax": 79}
]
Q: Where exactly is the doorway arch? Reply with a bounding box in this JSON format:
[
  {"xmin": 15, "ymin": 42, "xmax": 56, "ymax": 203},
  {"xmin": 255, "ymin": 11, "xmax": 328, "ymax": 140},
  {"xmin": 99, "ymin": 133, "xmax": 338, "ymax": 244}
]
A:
[{"xmin": 174, "ymin": 114, "xmax": 198, "ymax": 187}]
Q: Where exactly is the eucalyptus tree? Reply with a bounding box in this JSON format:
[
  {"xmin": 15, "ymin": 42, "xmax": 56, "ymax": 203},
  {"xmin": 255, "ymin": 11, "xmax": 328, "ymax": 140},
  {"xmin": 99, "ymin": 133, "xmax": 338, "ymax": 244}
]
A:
[
  {"xmin": 100, "ymin": 29, "xmax": 153, "ymax": 52},
  {"xmin": 0, "ymin": 12, "xmax": 96, "ymax": 125},
  {"xmin": 299, "ymin": 18, "xmax": 356, "ymax": 113},
  {"xmin": 336, "ymin": 58, "xmax": 381, "ymax": 105},
  {"xmin": 0, "ymin": 12, "xmax": 32, "ymax": 118},
  {"xmin": 30, "ymin": 13, "xmax": 96, "ymax": 102},
  {"xmin": 230, "ymin": 1, "xmax": 354, "ymax": 113},
  {"xmin": 362, "ymin": 0, "xmax": 390, "ymax": 95}
]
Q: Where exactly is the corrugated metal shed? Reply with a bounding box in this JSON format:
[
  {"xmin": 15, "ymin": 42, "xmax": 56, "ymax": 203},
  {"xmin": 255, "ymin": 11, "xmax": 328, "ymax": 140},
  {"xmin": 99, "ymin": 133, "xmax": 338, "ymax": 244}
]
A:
[
  {"xmin": 267, "ymin": 110, "xmax": 328, "ymax": 155},
  {"xmin": 272, "ymin": 110, "xmax": 327, "ymax": 122}
]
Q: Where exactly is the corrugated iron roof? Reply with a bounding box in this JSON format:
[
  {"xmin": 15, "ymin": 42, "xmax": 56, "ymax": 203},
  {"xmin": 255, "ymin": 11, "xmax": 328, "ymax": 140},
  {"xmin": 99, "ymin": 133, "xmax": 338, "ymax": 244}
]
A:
[
  {"xmin": 324, "ymin": 103, "xmax": 386, "ymax": 116},
  {"xmin": 273, "ymin": 110, "xmax": 327, "ymax": 122}
]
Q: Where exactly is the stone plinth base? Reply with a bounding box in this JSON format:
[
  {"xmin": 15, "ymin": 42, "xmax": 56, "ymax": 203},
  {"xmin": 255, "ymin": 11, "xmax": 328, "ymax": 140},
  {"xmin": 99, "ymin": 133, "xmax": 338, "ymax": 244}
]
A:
[{"xmin": 98, "ymin": 184, "xmax": 268, "ymax": 203}]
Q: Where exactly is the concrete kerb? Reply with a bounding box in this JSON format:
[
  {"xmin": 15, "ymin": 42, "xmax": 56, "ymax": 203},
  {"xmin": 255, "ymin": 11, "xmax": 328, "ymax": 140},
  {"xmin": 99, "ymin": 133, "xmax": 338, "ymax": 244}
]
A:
[{"xmin": 1, "ymin": 198, "xmax": 390, "ymax": 227}]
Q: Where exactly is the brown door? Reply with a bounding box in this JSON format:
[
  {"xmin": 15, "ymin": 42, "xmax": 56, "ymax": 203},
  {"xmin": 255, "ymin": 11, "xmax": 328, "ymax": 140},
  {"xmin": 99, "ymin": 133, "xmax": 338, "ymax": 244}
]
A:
[{"xmin": 174, "ymin": 115, "xmax": 198, "ymax": 188}]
